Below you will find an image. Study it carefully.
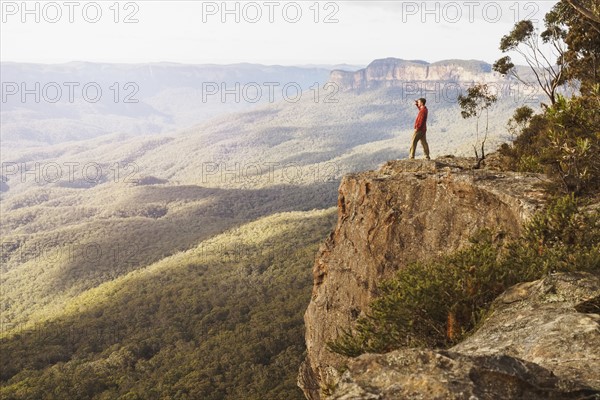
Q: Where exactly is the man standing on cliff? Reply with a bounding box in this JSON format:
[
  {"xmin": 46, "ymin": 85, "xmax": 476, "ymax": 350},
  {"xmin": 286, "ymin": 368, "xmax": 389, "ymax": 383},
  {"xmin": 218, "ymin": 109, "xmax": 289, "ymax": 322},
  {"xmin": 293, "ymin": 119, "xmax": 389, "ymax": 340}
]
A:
[{"xmin": 409, "ymin": 98, "xmax": 431, "ymax": 160}]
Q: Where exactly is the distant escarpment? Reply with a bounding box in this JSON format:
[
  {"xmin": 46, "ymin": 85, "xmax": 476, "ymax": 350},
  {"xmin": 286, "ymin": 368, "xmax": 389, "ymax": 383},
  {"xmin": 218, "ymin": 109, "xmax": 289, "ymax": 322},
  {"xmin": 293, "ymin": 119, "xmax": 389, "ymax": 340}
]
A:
[
  {"xmin": 299, "ymin": 157, "xmax": 561, "ymax": 399},
  {"xmin": 330, "ymin": 58, "xmax": 506, "ymax": 91}
]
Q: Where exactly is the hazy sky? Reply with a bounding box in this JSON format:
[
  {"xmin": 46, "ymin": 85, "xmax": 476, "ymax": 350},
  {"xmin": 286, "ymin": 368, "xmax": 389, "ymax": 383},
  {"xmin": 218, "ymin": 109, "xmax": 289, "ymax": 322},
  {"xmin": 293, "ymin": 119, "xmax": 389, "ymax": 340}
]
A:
[{"xmin": 1, "ymin": 0, "xmax": 559, "ymax": 65}]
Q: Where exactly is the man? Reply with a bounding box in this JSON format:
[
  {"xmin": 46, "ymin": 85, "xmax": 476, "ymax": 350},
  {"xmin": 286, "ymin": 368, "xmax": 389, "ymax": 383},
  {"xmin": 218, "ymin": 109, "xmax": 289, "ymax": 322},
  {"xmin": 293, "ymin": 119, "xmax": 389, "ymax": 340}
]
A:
[{"xmin": 409, "ymin": 97, "xmax": 430, "ymax": 160}]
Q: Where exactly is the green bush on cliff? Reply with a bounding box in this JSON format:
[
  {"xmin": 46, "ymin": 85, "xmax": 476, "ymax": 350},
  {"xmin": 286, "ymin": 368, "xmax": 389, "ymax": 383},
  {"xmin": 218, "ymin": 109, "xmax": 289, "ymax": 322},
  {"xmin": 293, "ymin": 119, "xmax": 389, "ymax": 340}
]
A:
[
  {"xmin": 328, "ymin": 195, "xmax": 600, "ymax": 357},
  {"xmin": 496, "ymin": 0, "xmax": 600, "ymax": 195},
  {"xmin": 500, "ymin": 91, "xmax": 600, "ymax": 195}
]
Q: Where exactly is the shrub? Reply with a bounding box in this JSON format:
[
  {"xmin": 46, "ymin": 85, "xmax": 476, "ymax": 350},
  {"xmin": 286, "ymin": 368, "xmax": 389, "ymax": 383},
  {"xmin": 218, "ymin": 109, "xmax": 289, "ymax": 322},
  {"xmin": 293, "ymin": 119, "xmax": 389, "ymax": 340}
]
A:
[
  {"xmin": 328, "ymin": 195, "xmax": 600, "ymax": 357},
  {"xmin": 500, "ymin": 89, "xmax": 600, "ymax": 195}
]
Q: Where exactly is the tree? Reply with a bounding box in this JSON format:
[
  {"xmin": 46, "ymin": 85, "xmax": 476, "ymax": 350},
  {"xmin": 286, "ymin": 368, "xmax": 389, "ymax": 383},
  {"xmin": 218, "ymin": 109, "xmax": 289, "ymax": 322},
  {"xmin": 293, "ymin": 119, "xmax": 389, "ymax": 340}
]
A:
[
  {"xmin": 507, "ymin": 106, "xmax": 535, "ymax": 139},
  {"xmin": 564, "ymin": 0, "xmax": 600, "ymax": 29},
  {"xmin": 545, "ymin": 0, "xmax": 600, "ymax": 97},
  {"xmin": 493, "ymin": 19, "xmax": 567, "ymax": 106},
  {"xmin": 497, "ymin": 0, "xmax": 600, "ymax": 195},
  {"xmin": 458, "ymin": 84, "xmax": 498, "ymax": 168},
  {"xmin": 543, "ymin": 93, "xmax": 600, "ymax": 194}
]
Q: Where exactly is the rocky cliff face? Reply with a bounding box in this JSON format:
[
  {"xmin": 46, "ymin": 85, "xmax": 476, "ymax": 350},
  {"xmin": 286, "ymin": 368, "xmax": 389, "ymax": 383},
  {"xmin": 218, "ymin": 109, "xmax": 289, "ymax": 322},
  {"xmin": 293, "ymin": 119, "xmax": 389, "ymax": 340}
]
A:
[
  {"xmin": 298, "ymin": 158, "xmax": 550, "ymax": 399},
  {"xmin": 330, "ymin": 58, "xmax": 504, "ymax": 91},
  {"xmin": 326, "ymin": 272, "xmax": 600, "ymax": 399},
  {"xmin": 453, "ymin": 271, "xmax": 600, "ymax": 390}
]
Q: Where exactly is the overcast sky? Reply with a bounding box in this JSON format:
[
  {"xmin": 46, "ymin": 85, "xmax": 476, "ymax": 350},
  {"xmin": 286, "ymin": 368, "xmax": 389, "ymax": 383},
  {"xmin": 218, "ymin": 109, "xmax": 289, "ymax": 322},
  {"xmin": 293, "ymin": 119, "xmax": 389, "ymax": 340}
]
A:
[{"xmin": 1, "ymin": 0, "xmax": 559, "ymax": 66}]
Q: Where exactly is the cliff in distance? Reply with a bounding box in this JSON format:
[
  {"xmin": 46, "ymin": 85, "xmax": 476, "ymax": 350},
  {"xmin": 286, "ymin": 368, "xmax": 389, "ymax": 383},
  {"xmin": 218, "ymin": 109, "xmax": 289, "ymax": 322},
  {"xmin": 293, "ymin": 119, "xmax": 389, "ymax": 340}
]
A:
[
  {"xmin": 298, "ymin": 158, "xmax": 600, "ymax": 399},
  {"xmin": 330, "ymin": 58, "xmax": 523, "ymax": 91}
]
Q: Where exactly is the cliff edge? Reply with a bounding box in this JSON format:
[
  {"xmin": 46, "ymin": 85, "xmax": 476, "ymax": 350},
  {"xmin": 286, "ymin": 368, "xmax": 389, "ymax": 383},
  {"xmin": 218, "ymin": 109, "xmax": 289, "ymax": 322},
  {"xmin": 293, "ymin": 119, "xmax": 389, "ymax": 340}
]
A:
[{"xmin": 298, "ymin": 157, "xmax": 551, "ymax": 399}]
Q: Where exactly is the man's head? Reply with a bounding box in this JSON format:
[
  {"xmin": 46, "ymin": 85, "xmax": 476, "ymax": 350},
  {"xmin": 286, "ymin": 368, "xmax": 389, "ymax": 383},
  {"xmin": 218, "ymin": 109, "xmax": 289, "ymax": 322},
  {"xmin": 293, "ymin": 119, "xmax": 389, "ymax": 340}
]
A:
[{"xmin": 416, "ymin": 98, "xmax": 427, "ymax": 107}]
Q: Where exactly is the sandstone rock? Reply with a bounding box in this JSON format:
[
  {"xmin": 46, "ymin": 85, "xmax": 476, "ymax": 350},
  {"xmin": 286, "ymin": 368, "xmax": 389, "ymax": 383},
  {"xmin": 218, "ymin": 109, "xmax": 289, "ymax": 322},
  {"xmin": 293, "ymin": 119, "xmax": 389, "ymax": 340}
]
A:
[
  {"xmin": 330, "ymin": 58, "xmax": 504, "ymax": 91},
  {"xmin": 325, "ymin": 272, "xmax": 600, "ymax": 399},
  {"xmin": 326, "ymin": 348, "xmax": 600, "ymax": 400},
  {"xmin": 299, "ymin": 158, "xmax": 548, "ymax": 399},
  {"xmin": 453, "ymin": 272, "xmax": 600, "ymax": 390}
]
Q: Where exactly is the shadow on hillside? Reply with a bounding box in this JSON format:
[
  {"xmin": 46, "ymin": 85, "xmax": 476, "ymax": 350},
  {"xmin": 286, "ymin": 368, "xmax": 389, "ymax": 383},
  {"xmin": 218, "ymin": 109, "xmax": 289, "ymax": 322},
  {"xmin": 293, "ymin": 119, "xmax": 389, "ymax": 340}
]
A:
[
  {"xmin": 31, "ymin": 180, "xmax": 340, "ymax": 302},
  {"xmin": 0, "ymin": 206, "xmax": 337, "ymax": 391}
]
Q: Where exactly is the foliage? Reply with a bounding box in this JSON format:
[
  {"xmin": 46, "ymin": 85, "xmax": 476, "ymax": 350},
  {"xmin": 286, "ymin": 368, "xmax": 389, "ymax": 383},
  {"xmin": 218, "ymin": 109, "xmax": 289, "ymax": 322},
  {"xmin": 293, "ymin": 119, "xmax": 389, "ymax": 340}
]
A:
[
  {"xmin": 328, "ymin": 195, "xmax": 600, "ymax": 357},
  {"xmin": 457, "ymin": 84, "xmax": 498, "ymax": 166},
  {"xmin": 493, "ymin": 17, "xmax": 566, "ymax": 105},
  {"xmin": 545, "ymin": 0, "xmax": 600, "ymax": 97},
  {"xmin": 498, "ymin": 1, "xmax": 600, "ymax": 195},
  {"xmin": 500, "ymin": 89, "xmax": 600, "ymax": 194},
  {"xmin": 0, "ymin": 181, "xmax": 338, "ymax": 329},
  {"xmin": 1, "ymin": 209, "xmax": 337, "ymax": 400},
  {"xmin": 506, "ymin": 106, "xmax": 535, "ymax": 138}
]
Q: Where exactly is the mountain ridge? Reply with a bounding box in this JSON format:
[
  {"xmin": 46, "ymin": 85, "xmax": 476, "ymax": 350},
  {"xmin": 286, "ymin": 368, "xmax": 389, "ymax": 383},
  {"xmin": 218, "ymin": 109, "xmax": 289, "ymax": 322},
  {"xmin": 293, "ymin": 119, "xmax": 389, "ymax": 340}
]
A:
[{"xmin": 331, "ymin": 57, "xmax": 525, "ymax": 91}]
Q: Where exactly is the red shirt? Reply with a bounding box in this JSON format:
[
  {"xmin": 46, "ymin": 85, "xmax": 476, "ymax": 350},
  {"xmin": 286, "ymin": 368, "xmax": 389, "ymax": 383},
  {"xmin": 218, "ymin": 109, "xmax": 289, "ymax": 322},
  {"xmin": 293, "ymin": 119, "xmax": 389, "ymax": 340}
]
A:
[{"xmin": 414, "ymin": 105, "xmax": 428, "ymax": 132}]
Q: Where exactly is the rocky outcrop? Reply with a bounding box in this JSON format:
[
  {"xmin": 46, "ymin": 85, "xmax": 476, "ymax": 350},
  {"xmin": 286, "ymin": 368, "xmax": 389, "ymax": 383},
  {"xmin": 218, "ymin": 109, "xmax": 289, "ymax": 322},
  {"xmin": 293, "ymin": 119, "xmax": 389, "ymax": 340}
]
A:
[
  {"xmin": 325, "ymin": 272, "xmax": 600, "ymax": 399},
  {"xmin": 299, "ymin": 158, "xmax": 549, "ymax": 399},
  {"xmin": 327, "ymin": 348, "xmax": 599, "ymax": 400},
  {"xmin": 453, "ymin": 272, "xmax": 600, "ymax": 390},
  {"xmin": 330, "ymin": 58, "xmax": 503, "ymax": 91}
]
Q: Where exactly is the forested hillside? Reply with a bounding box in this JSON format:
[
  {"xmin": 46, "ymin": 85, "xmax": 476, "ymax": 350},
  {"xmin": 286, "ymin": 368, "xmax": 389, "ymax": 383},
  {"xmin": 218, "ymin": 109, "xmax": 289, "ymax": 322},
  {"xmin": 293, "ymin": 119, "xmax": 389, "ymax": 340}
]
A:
[
  {"xmin": 1, "ymin": 209, "xmax": 337, "ymax": 399},
  {"xmin": 0, "ymin": 55, "xmax": 567, "ymax": 400}
]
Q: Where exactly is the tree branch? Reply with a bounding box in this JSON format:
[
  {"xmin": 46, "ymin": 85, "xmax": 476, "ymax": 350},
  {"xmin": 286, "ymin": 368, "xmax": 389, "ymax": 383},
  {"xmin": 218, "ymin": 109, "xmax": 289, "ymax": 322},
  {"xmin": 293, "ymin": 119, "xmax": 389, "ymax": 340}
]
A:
[
  {"xmin": 565, "ymin": 0, "xmax": 600, "ymax": 24},
  {"xmin": 565, "ymin": 0, "xmax": 600, "ymax": 33}
]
